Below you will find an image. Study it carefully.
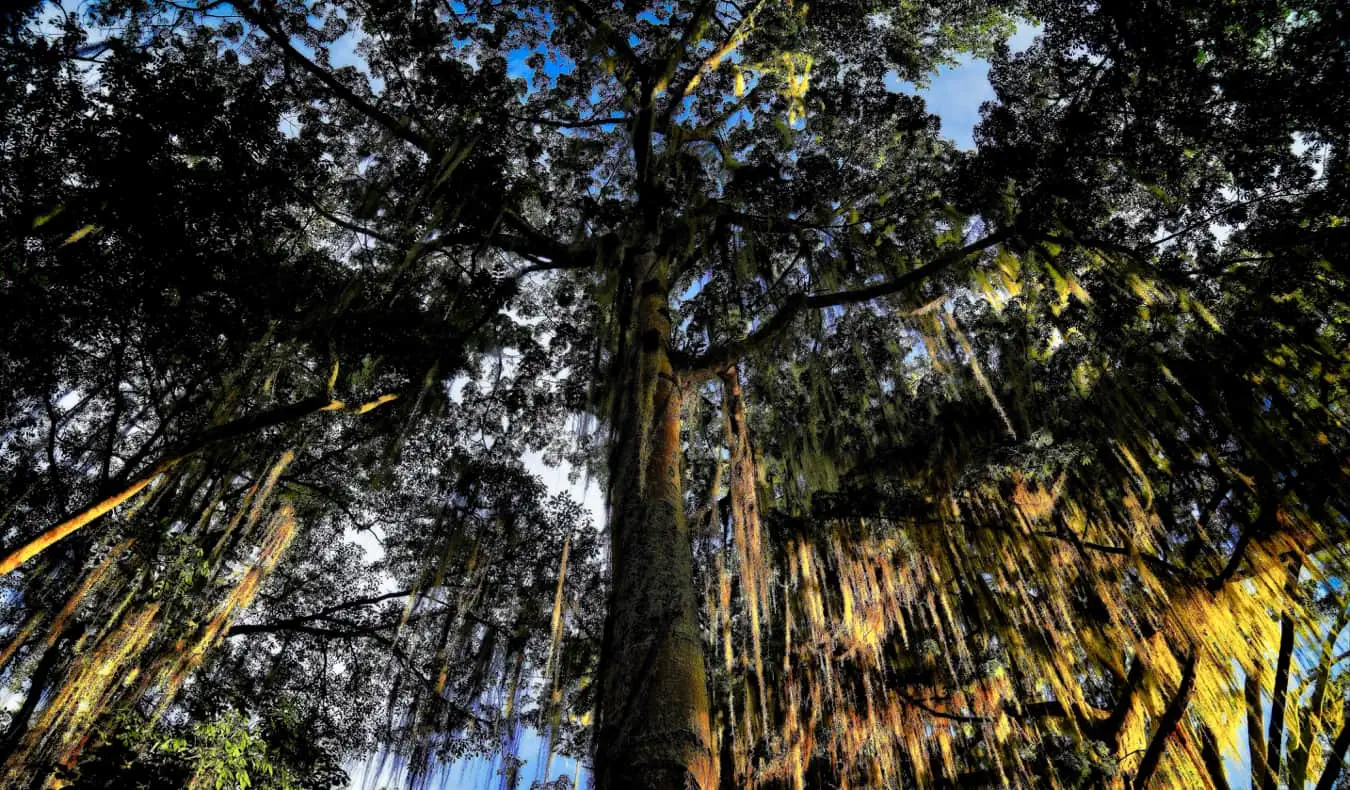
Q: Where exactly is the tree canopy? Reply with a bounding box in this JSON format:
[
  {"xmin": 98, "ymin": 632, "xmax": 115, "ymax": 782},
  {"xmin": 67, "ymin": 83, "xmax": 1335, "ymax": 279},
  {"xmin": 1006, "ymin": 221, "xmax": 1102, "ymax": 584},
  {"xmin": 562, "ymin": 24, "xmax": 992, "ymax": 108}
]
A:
[{"xmin": 0, "ymin": 0, "xmax": 1347, "ymax": 788}]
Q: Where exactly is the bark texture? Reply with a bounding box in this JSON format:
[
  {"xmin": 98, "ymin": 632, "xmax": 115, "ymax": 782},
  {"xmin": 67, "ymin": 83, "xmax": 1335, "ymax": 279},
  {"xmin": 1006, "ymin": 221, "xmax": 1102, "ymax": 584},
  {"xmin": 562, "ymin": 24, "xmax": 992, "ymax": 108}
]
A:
[{"xmin": 595, "ymin": 248, "xmax": 714, "ymax": 789}]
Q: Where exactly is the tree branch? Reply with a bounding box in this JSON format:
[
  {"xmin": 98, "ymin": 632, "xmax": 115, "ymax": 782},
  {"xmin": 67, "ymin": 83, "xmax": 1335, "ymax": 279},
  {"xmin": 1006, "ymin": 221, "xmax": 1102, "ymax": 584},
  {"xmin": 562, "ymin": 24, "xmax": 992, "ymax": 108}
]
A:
[
  {"xmin": 280, "ymin": 588, "xmax": 417, "ymax": 626},
  {"xmin": 498, "ymin": 209, "xmax": 595, "ymax": 271},
  {"xmin": 511, "ymin": 113, "xmax": 633, "ymax": 128},
  {"xmin": 235, "ymin": 3, "xmax": 435, "ymax": 154},
  {"xmin": 311, "ymin": 204, "xmax": 401, "ymax": 245},
  {"xmin": 659, "ymin": 0, "xmax": 768, "ymax": 132},
  {"xmin": 1101, "ymin": 655, "xmax": 1147, "ymax": 751},
  {"xmin": 312, "ymin": 198, "xmax": 589, "ymax": 273},
  {"xmin": 1132, "ymin": 650, "xmax": 1197, "ymax": 790},
  {"xmin": 654, "ymin": 0, "xmax": 717, "ymax": 97},
  {"xmin": 1029, "ymin": 530, "xmax": 1205, "ymax": 588},
  {"xmin": 1197, "ymin": 723, "xmax": 1233, "ymax": 790},
  {"xmin": 224, "ymin": 618, "xmax": 494, "ymax": 727},
  {"xmin": 226, "ymin": 620, "xmax": 389, "ymax": 639},
  {"xmin": 677, "ymin": 229, "xmax": 1010, "ymax": 380},
  {"xmin": 558, "ymin": 0, "xmax": 646, "ymax": 87},
  {"xmin": 0, "ymin": 390, "xmax": 401, "ymax": 577},
  {"xmin": 896, "ymin": 691, "xmax": 990, "ymax": 723},
  {"xmin": 1246, "ymin": 669, "xmax": 1274, "ymax": 789},
  {"xmin": 1208, "ymin": 484, "xmax": 1283, "ymax": 590}
]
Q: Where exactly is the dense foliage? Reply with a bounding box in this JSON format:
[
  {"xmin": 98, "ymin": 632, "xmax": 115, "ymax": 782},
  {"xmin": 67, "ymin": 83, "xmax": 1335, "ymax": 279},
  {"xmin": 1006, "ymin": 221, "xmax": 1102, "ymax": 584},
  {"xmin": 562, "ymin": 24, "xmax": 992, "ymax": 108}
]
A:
[{"xmin": 0, "ymin": 0, "xmax": 1346, "ymax": 788}]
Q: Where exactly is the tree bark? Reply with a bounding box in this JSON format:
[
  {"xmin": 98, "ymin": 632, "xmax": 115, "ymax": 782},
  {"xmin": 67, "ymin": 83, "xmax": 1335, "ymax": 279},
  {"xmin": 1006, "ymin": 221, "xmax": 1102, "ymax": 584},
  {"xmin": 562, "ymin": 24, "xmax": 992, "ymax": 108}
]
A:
[{"xmin": 595, "ymin": 248, "xmax": 715, "ymax": 789}]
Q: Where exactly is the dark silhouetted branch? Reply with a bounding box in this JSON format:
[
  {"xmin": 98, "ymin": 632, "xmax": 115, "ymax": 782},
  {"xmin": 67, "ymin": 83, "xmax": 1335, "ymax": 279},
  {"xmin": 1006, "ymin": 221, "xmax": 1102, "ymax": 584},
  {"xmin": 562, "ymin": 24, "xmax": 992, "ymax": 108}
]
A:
[
  {"xmin": 678, "ymin": 229, "xmax": 1011, "ymax": 380},
  {"xmin": 236, "ymin": 3, "xmax": 435, "ymax": 154},
  {"xmin": 1132, "ymin": 651, "xmax": 1197, "ymax": 789}
]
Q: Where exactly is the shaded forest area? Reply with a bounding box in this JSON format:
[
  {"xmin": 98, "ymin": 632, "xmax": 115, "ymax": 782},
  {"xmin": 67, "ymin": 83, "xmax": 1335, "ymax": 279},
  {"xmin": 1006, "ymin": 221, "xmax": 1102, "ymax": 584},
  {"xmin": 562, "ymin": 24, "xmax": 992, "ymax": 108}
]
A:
[{"xmin": 0, "ymin": 0, "xmax": 1347, "ymax": 788}]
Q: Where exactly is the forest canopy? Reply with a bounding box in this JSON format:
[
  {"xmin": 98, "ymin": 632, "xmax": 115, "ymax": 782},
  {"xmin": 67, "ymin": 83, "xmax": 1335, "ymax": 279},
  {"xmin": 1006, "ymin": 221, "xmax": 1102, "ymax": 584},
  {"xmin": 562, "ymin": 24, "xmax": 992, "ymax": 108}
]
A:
[{"xmin": 0, "ymin": 0, "xmax": 1347, "ymax": 788}]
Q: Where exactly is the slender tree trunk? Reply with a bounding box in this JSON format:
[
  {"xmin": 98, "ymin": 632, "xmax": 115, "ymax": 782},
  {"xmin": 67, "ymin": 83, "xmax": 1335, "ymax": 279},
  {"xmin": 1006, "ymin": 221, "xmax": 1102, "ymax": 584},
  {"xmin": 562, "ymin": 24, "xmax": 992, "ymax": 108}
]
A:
[
  {"xmin": 1264, "ymin": 557, "xmax": 1301, "ymax": 790},
  {"xmin": 0, "ymin": 633, "xmax": 67, "ymax": 762},
  {"xmin": 595, "ymin": 248, "xmax": 715, "ymax": 789},
  {"xmin": 1132, "ymin": 651, "xmax": 1197, "ymax": 790},
  {"xmin": 1197, "ymin": 723, "xmax": 1232, "ymax": 790},
  {"xmin": 1246, "ymin": 669, "xmax": 1273, "ymax": 789},
  {"xmin": 1289, "ymin": 600, "xmax": 1350, "ymax": 789},
  {"xmin": 1313, "ymin": 706, "xmax": 1350, "ymax": 790}
]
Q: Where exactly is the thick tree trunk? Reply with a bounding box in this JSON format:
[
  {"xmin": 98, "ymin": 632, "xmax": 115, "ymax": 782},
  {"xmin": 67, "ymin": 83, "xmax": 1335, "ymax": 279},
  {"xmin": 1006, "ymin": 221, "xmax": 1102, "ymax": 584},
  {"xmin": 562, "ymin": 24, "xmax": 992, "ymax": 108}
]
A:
[{"xmin": 595, "ymin": 249, "xmax": 715, "ymax": 789}]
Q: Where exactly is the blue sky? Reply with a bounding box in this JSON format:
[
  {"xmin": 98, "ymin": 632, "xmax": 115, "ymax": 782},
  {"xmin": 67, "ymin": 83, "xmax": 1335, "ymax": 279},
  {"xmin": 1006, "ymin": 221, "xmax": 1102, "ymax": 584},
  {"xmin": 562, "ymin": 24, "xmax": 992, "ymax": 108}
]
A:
[
  {"xmin": 499, "ymin": 24, "xmax": 1043, "ymax": 152},
  {"xmin": 887, "ymin": 23, "xmax": 1041, "ymax": 149}
]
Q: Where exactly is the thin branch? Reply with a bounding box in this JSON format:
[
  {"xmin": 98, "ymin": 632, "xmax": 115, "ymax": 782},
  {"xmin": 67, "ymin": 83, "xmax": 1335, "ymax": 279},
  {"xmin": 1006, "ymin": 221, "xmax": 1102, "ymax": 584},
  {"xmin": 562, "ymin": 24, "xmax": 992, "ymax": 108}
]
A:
[
  {"xmin": 234, "ymin": 3, "xmax": 435, "ymax": 154},
  {"xmin": 559, "ymin": 0, "xmax": 646, "ymax": 86},
  {"xmin": 227, "ymin": 589, "xmax": 415, "ymax": 636},
  {"xmin": 1246, "ymin": 669, "xmax": 1274, "ymax": 788},
  {"xmin": 1101, "ymin": 655, "xmax": 1146, "ymax": 751},
  {"xmin": 1205, "ymin": 530, "xmax": 1251, "ymax": 590},
  {"xmin": 315, "ymin": 199, "xmax": 592, "ymax": 272},
  {"xmin": 498, "ymin": 209, "xmax": 593, "ymax": 270},
  {"xmin": 1197, "ymin": 723, "xmax": 1233, "ymax": 790},
  {"xmin": 1144, "ymin": 181, "xmax": 1327, "ymax": 250},
  {"xmin": 224, "ymin": 619, "xmax": 493, "ymax": 727},
  {"xmin": 896, "ymin": 691, "xmax": 990, "ymax": 723},
  {"xmin": 226, "ymin": 621, "xmax": 389, "ymax": 639},
  {"xmin": 511, "ymin": 113, "xmax": 633, "ymax": 128},
  {"xmin": 657, "ymin": 0, "xmax": 717, "ymax": 93},
  {"xmin": 659, "ymin": 0, "xmax": 768, "ymax": 132},
  {"xmin": 311, "ymin": 204, "xmax": 401, "ymax": 245},
  {"xmin": 1029, "ymin": 530, "xmax": 1205, "ymax": 588},
  {"xmin": 1209, "ymin": 485, "xmax": 1281, "ymax": 589}
]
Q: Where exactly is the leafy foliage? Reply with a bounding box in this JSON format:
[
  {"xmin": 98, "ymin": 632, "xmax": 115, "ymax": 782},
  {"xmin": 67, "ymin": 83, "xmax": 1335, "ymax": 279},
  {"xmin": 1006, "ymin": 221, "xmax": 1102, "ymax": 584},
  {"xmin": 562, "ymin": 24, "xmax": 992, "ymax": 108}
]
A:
[{"xmin": 0, "ymin": 0, "xmax": 1347, "ymax": 788}]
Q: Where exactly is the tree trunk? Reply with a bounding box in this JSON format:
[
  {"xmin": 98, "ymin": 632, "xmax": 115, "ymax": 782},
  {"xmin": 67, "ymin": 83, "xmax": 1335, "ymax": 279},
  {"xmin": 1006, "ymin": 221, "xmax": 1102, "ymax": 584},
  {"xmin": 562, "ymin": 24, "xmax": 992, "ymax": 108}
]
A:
[
  {"xmin": 1289, "ymin": 600, "xmax": 1350, "ymax": 790},
  {"xmin": 0, "ymin": 632, "xmax": 68, "ymax": 762},
  {"xmin": 1245, "ymin": 669, "xmax": 1273, "ymax": 789},
  {"xmin": 1264, "ymin": 557, "xmax": 1301, "ymax": 790},
  {"xmin": 1313, "ymin": 705, "xmax": 1350, "ymax": 790},
  {"xmin": 1132, "ymin": 651, "xmax": 1197, "ymax": 790},
  {"xmin": 595, "ymin": 248, "xmax": 715, "ymax": 789},
  {"xmin": 1197, "ymin": 723, "xmax": 1232, "ymax": 790}
]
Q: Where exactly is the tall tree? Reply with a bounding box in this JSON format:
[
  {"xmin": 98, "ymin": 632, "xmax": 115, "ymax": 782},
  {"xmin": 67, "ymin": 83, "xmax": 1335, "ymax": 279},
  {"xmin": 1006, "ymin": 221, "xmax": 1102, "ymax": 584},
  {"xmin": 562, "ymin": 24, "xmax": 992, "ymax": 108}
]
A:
[{"xmin": 1, "ymin": 0, "xmax": 1347, "ymax": 789}]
